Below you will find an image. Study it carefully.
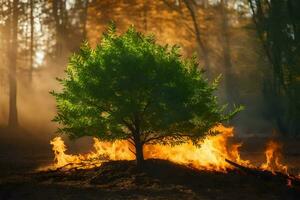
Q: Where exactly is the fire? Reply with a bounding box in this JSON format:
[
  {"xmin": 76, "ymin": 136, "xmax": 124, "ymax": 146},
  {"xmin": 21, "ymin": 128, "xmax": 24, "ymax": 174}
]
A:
[
  {"xmin": 260, "ymin": 140, "xmax": 288, "ymax": 174},
  {"xmin": 44, "ymin": 137, "xmax": 135, "ymax": 170},
  {"xmin": 50, "ymin": 137, "xmax": 81, "ymax": 167},
  {"xmin": 144, "ymin": 125, "xmax": 250, "ymax": 171},
  {"xmin": 45, "ymin": 125, "xmax": 289, "ymax": 175}
]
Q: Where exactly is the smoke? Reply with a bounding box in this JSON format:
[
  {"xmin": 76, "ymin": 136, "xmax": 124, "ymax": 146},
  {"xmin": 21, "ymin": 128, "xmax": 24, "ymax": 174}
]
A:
[
  {"xmin": 0, "ymin": 0, "xmax": 286, "ymax": 170},
  {"xmin": 0, "ymin": 62, "xmax": 60, "ymax": 137}
]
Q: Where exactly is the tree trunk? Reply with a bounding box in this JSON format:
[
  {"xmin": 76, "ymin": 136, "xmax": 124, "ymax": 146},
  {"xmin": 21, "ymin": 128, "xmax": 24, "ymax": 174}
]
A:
[
  {"xmin": 134, "ymin": 137, "xmax": 144, "ymax": 169},
  {"xmin": 133, "ymin": 115, "xmax": 144, "ymax": 168},
  {"xmin": 183, "ymin": 0, "xmax": 211, "ymax": 76},
  {"xmin": 29, "ymin": 0, "xmax": 34, "ymax": 82},
  {"xmin": 143, "ymin": 0, "xmax": 148, "ymax": 31},
  {"xmin": 8, "ymin": 0, "xmax": 19, "ymax": 127},
  {"xmin": 220, "ymin": 0, "xmax": 239, "ymax": 104},
  {"xmin": 124, "ymin": 117, "xmax": 145, "ymax": 168},
  {"xmin": 52, "ymin": 0, "xmax": 66, "ymax": 59},
  {"xmin": 82, "ymin": 0, "xmax": 89, "ymax": 40}
]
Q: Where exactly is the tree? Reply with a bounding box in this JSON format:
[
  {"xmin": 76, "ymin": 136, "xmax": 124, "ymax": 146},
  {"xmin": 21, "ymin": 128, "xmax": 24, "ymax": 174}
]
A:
[
  {"xmin": 29, "ymin": 0, "xmax": 34, "ymax": 82},
  {"xmin": 162, "ymin": 0, "xmax": 211, "ymax": 76},
  {"xmin": 249, "ymin": 0, "xmax": 300, "ymax": 136},
  {"xmin": 52, "ymin": 0, "xmax": 67, "ymax": 59},
  {"xmin": 8, "ymin": 0, "xmax": 19, "ymax": 127},
  {"xmin": 183, "ymin": 0, "xmax": 211, "ymax": 76},
  {"xmin": 51, "ymin": 24, "xmax": 240, "ymax": 168},
  {"xmin": 219, "ymin": 0, "xmax": 239, "ymax": 104}
]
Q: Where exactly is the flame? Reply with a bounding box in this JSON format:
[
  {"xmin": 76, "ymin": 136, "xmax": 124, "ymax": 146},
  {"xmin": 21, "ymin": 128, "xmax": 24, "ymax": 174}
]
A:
[
  {"xmin": 44, "ymin": 137, "xmax": 134, "ymax": 170},
  {"xmin": 45, "ymin": 125, "xmax": 289, "ymax": 175},
  {"xmin": 260, "ymin": 140, "xmax": 288, "ymax": 174},
  {"xmin": 50, "ymin": 137, "xmax": 81, "ymax": 167},
  {"xmin": 144, "ymin": 125, "xmax": 251, "ymax": 171},
  {"xmin": 45, "ymin": 125, "xmax": 251, "ymax": 171}
]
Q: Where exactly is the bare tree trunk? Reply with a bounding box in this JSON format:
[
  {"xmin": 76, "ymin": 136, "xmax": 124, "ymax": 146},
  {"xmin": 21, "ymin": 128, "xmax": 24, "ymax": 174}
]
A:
[
  {"xmin": 52, "ymin": 0, "xmax": 66, "ymax": 59},
  {"xmin": 220, "ymin": 0, "xmax": 239, "ymax": 103},
  {"xmin": 8, "ymin": 0, "xmax": 19, "ymax": 127},
  {"xmin": 29, "ymin": 0, "xmax": 34, "ymax": 82},
  {"xmin": 143, "ymin": 0, "xmax": 148, "ymax": 31},
  {"xmin": 183, "ymin": 0, "xmax": 211, "ymax": 76},
  {"xmin": 82, "ymin": 0, "xmax": 89, "ymax": 40}
]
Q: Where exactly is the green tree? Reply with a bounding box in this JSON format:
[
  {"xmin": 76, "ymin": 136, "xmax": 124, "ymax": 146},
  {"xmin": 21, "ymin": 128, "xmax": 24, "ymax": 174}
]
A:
[{"xmin": 51, "ymin": 24, "xmax": 240, "ymax": 168}]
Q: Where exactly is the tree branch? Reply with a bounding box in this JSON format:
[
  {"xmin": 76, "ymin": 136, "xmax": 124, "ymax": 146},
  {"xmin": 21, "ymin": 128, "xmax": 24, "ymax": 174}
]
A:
[
  {"xmin": 122, "ymin": 119, "xmax": 135, "ymax": 133},
  {"xmin": 127, "ymin": 137, "xmax": 135, "ymax": 146},
  {"xmin": 162, "ymin": 0, "xmax": 181, "ymax": 12},
  {"xmin": 128, "ymin": 147, "xmax": 136, "ymax": 155},
  {"xmin": 143, "ymin": 132, "xmax": 191, "ymax": 144}
]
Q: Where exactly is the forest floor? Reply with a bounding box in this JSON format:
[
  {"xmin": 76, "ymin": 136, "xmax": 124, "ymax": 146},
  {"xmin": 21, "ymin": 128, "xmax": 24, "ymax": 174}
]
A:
[
  {"xmin": 0, "ymin": 159, "xmax": 300, "ymax": 200},
  {"xmin": 0, "ymin": 127, "xmax": 300, "ymax": 200}
]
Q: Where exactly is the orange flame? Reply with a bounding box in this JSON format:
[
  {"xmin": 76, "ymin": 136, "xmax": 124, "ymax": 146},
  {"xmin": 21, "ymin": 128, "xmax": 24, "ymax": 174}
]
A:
[
  {"xmin": 50, "ymin": 137, "xmax": 81, "ymax": 167},
  {"xmin": 260, "ymin": 140, "xmax": 288, "ymax": 174},
  {"xmin": 44, "ymin": 125, "xmax": 289, "ymax": 175},
  {"xmin": 144, "ymin": 125, "xmax": 251, "ymax": 171},
  {"xmin": 43, "ymin": 137, "xmax": 134, "ymax": 170}
]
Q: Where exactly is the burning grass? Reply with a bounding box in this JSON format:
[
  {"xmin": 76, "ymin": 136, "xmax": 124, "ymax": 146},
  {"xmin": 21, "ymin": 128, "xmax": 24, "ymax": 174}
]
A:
[
  {"xmin": 30, "ymin": 124, "xmax": 300, "ymax": 199},
  {"xmin": 43, "ymin": 125, "xmax": 289, "ymax": 175},
  {"xmin": 1, "ymin": 126, "xmax": 300, "ymax": 199}
]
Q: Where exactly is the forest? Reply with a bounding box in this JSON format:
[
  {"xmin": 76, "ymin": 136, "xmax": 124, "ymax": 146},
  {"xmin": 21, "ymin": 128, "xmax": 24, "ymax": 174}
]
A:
[
  {"xmin": 0, "ymin": 0, "xmax": 299, "ymax": 137},
  {"xmin": 0, "ymin": 0, "xmax": 300, "ymax": 199}
]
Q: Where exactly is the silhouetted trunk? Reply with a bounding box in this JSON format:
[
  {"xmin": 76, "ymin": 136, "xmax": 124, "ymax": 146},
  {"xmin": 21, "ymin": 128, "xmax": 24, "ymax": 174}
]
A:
[
  {"xmin": 134, "ymin": 133, "xmax": 144, "ymax": 169},
  {"xmin": 249, "ymin": 0, "xmax": 283, "ymax": 132},
  {"xmin": 183, "ymin": 0, "xmax": 210, "ymax": 76},
  {"xmin": 52, "ymin": 0, "xmax": 66, "ymax": 59},
  {"xmin": 220, "ymin": 0, "xmax": 238, "ymax": 104},
  {"xmin": 249, "ymin": 0, "xmax": 300, "ymax": 136},
  {"xmin": 82, "ymin": 0, "xmax": 89, "ymax": 40},
  {"xmin": 29, "ymin": 0, "xmax": 34, "ymax": 82},
  {"xmin": 8, "ymin": 0, "xmax": 19, "ymax": 127},
  {"xmin": 133, "ymin": 114, "xmax": 144, "ymax": 168},
  {"xmin": 143, "ymin": 0, "xmax": 148, "ymax": 31}
]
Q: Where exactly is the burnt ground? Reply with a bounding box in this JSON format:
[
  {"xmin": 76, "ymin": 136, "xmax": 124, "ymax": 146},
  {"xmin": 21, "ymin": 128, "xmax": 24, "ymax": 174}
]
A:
[
  {"xmin": 0, "ymin": 159, "xmax": 300, "ymax": 200},
  {"xmin": 0, "ymin": 127, "xmax": 300, "ymax": 200}
]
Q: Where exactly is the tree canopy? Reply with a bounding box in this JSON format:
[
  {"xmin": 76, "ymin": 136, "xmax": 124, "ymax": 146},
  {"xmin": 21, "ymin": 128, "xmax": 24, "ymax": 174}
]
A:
[{"xmin": 51, "ymin": 24, "xmax": 240, "ymax": 167}]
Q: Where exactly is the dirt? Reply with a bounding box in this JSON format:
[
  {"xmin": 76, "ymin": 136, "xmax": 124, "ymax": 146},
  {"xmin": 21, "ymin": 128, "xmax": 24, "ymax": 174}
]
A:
[
  {"xmin": 1, "ymin": 127, "xmax": 300, "ymax": 200},
  {"xmin": 0, "ymin": 159, "xmax": 299, "ymax": 200}
]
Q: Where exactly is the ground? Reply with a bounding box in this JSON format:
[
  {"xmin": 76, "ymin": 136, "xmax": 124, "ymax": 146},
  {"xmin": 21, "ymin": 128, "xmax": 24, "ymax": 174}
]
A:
[
  {"xmin": 1, "ymin": 159, "xmax": 300, "ymax": 200},
  {"xmin": 0, "ymin": 127, "xmax": 300, "ymax": 200}
]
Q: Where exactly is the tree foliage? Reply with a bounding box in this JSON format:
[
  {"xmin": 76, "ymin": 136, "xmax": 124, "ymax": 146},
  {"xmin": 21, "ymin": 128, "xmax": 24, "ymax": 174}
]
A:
[{"xmin": 52, "ymin": 24, "xmax": 239, "ymax": 166}]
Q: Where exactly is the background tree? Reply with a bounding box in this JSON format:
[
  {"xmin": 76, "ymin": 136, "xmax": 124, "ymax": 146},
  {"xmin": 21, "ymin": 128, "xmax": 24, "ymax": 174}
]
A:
[
  {"xmin": 51, "ymin": 0, "xmax": 90, "ymax": 63},
  {"xmin": 0, "ymin": 0, "xmax": 289, "ymax": 138},
  {"xmin": 52, "ymin": 25, "xmax": 240, "ymax": 167},
  {"xmin": 183, "ymin": 0, "xmax": 211, "ymax": 75},
  {"xmin": 8, "ymin": 0, "xmax": 19, "ymax": 127},
  {"xmin": 249, "ymin": 0, "xmax": 300, "ymax": 136},
  {"xmin": 163, "ymin": 0, "xmax": 211, "ymax": 76},
  {"xmin": 219, "ymin": 0, "xmax": 239, "ymax": 104},
  {"xmin": 29, "ymin": 0, "xmax": 34, "ymax": 82}
]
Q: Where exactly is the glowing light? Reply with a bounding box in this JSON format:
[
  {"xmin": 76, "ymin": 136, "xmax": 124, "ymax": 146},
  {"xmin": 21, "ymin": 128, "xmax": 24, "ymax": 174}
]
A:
[
  {"xmin": 260, "ymin": 140, "xmax": 288, "ymax": 174},
  {"xmin": 34, "ymin": 50, "xmax": 45, "ymax": 67},
  {"xmin": 44, "ymin": 125, "xmax": 289, "ymax": 175}
]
